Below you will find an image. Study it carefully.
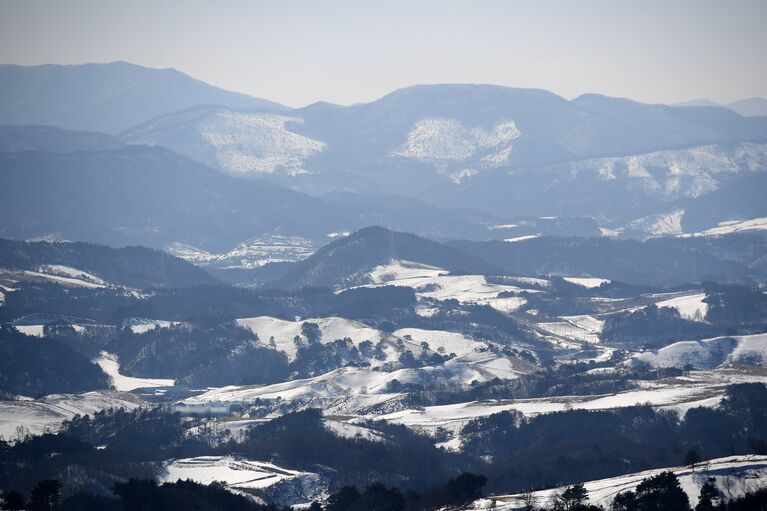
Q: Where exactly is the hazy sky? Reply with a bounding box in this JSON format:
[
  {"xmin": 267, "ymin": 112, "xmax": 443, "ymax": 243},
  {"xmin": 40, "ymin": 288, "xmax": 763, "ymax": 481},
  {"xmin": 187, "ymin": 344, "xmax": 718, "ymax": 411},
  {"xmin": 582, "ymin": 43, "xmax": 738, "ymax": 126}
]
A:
[{"xmin": 1, "ymin": 0, "xmax": 765, "ymax": 108}]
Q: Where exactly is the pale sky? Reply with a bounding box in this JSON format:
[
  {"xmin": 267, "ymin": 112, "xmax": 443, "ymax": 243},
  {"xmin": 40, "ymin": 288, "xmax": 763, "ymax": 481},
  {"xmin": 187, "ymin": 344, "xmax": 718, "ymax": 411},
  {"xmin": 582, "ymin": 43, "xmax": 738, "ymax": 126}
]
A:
[{"xmin": 1, "ymin": 0, "xmax": 765, "ymax": 108}]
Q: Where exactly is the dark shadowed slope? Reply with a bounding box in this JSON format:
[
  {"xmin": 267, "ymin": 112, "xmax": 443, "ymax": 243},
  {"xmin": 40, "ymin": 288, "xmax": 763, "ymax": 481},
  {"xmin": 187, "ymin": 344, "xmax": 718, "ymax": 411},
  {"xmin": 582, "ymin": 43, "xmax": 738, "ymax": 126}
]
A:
[
  {"xmin": 0, "ymin": 238, "xmax": 218, "ymax": 288},
  {"xmin": 277, "ymin": 226, "xmax": 501, "ymax": 290}
]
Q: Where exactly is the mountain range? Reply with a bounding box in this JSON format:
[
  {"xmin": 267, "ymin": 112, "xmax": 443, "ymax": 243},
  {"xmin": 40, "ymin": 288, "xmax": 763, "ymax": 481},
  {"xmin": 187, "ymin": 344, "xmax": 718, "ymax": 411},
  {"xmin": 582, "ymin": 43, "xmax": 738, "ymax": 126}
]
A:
[{"xmin": 1, "ymin": 62, "xmax": 767, "ymax": 247}]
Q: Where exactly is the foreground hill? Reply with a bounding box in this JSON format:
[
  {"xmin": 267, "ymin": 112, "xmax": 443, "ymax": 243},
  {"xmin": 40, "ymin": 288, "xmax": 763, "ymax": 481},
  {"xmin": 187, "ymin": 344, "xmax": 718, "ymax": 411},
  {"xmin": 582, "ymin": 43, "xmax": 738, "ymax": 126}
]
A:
[
  {"xmin": 0, "ymin": 62, "xmax": 283, "ymax": 133},
  {"xmin": 276, "ymin": 226, "xmax": 500, "ymax": 290}
]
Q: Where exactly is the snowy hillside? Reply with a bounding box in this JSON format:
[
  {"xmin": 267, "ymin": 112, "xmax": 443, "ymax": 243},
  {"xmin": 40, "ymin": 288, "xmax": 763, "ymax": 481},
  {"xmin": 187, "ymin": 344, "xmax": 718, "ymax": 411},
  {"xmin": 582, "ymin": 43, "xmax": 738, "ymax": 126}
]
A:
[
  {"xmin": 166, "ymin": 235, "xmax": 318, "ymax": 269},
  {"xmin": 356, "ymin": 259, "xmax": 534, "ymax": 312},
  {"xmin": 475, "ymin": 455, "xmax": 767, "ymax": 509},
  {"xmin": 160, "ymin": 456, "xmax": 325, "ymax": 506},
  {"xmin": 0, "ymin": 390, "xmax": 144, "ymax": 440},
  {"xmin": 632, "ymin": 333, "xmax": 767, "ymax": 370},
  {"xmin": 94, "ymin": 352, "xmax": 175, "ymax": 391}
]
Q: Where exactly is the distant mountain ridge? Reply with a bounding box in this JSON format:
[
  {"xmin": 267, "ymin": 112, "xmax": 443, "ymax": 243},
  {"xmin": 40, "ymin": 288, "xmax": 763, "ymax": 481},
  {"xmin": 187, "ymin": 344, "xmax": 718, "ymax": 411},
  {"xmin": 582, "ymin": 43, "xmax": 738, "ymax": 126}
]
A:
[
  {"xmin": 0, "ymin": 62, "xmax": 284, "ymax": 133},
  {"xmin": 2, "ymin": 62, "xmax": 767, "ymax": 236},
  {"xmin": 672, "ymin": 97, "xmax": 767, "ymax": 117},
  {"xmin": 119, "ymin": 82, "xmax": 767, "ymax": 229}
]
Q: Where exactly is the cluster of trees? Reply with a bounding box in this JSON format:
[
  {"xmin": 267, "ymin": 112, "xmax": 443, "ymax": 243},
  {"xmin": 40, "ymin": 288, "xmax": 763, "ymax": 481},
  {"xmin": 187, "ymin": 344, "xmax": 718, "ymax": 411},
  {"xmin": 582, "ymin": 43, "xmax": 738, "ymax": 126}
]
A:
[
  {"xmin": 460, "ymin": 383, "xmax": 767, "ymax": 493},
  {"xmin": 0, "ymin": 326, "xmax": 108, "ymax": 396},
  {"xmin": 319, "ymin": 473, "xmax": 487, "ymax": 511},
  {"xmin": 601, "ymin": 304, "xmax": 716, "ymax": 348},
  {"xmin": 703, "ymin": 282, "xmax": 767, "ymax": 330},
  {"xmin": 1, "ymin": 478, "xmax": 277, "ymax": 511},
  {"xmin": 4, "ymin": 471, "xmax": 767, "ymax": 511},
  {"xmin": 3, "ymin": 384, "xmax": 766, "ymax": 501},
  {"xmin": 233, "ymin": 409, "xmax": 458, "ymax": 490}
]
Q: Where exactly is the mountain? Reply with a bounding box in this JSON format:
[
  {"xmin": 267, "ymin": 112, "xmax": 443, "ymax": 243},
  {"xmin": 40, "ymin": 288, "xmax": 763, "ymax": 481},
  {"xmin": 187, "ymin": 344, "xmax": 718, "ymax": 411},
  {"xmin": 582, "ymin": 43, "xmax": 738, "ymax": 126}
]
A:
[
  {"xmin": 448, "ymin": 234, "xmax": 765, "ymax": 286},
  {"xmin": 120, "ymin": 83, "xmax": 767, "ymax": 230},
  {"xmin": 727, "ymin": 97, "xmax": 767, "ymax": 117},
  {"xmin": 0, "ymin": 141, "xmax": 504, "ymax": 253},
  {"xmin": 0, "ymin": 124, "xmax": 124, "ymax": 153},
  {"xmin": 0, "ymin": 237, "xmax": 219, "ymax": 288},
  {"xmin": 0, "ymin": 145, "xmax": 351, "ymax": 251},
  {"xmin": 0, "ymin": 62, "xmax": 284, "ymax": 133},
  {"xmin": 276, "ymin": 226, "xmax": 500, "ymax": 290},
  {"xmin": 671, "ymin": 98, "xmax": 721, "ymax": 108}
]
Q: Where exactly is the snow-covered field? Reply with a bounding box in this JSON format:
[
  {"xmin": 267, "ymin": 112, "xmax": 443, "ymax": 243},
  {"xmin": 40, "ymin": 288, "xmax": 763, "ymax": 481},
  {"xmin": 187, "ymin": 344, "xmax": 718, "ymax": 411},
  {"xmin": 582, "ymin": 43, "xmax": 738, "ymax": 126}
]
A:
[
  {"xmin": 11, "ymin": 313, "xmax": 93, "ymax": 337},
  {"xmin": 122, "ymin": 317, "xmax": 181, "ymax": 334},
  {"xmin": 476, "ymin": 455, "xmax": 767, "ymax": 510},
  {"xmin": 563, "ymin": 277, "xmax": 611, "ymax": 288},
  {"xmin": 358, "ymin": 260, "xmax": 534, "ymax": 313},
  {"xmin": 166, "ymin": 235, "xmax": 318, "ymax": 269},
  {"xmin": 656, "ymin": 292, "xmax": 708, "ymax": 320},
  {"xmin": 632, "ymin": 333, "xmax": 767, "ymax": 370},
  {"xmin": 541, "ymin": 142, "xmax": 767, "ymax": 201},
  {"xmin": 394, "ymin": 118, "xmax": 520, "ymax": 168},
  {"xmin": 201, "ymin": 112, "xmax": 325, "ymax": 175},
  {"xmin": 183, "ymin": 354, "xmax": 538, "ymax": 414},
  {"xmin": 682, "ymin": 217, "xmax": 767, "ymax": 237},
  {"xmin": 537, "ymin": 321, "xmax": 600, "ymax": 344},
  {"xmin": 161, "ymin": 456, "xmax": 325, "ymax": 505},
  {"xmin": 22, "ymin": 269, "xmax": 107, "ymax": 288},
  {"xmin": 94, "ymin": 352, "xmax": 175, "ymax": 391},
  {"xmin": 376, "ymin": 366, "xmax": 767, "ymax": 435},
  {"xmin": 0, "ymin": 390, "xmax": 144, "ymax": 440},
  {"xmin": 235, "ymin": 315, "xmax": 493, "ymax": 364}
]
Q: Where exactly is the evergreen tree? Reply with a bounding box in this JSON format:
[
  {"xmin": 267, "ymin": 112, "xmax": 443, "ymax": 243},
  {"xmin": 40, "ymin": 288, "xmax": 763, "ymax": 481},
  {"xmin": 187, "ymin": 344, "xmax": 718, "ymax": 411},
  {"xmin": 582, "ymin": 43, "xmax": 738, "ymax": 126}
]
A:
[
  {"xmin": 694, "ymin": 479, "xmax": 720, "ymax": 511},
  {"xmin": 30, "ymin": 479, "xmax": 62, "ymax": 511}
]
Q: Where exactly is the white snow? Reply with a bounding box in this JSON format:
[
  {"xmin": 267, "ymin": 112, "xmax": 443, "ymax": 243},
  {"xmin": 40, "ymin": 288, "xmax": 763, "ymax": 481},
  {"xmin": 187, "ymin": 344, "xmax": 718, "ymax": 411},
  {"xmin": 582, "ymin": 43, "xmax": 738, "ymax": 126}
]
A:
[
  {"xmin": 94, "ymin": 352, "xmax": 175, "ymax": 391},
  {"xmin": 323, "ymin": 419, "xmax": 387, "ymax": 443},
  {"xmin": 235, "ymin": 316, "xmax": 384, "ymax": 362},
  {"xmin": 200, "ymin": 112, "xmax": 325, "ymax": 175},
  {"xmin": 14, "ymin": 325, "xmax": 45, "ymax": 337},
  {"xmin": 360, "ymin": 260, "xmax": 535, "ymax": 313},
  {"xmin": 479, "ymin": 455, "xmax": 767, "ymax": 510},
  {"xmin": 543, "ymin": 142, "xmax": 767, "ymax": 201},
  {"xmin": 504, "ymin": 235, "xmax": 540, "ymax": 243},
  {"xmin": 561, "ymin": 315, "xmax": 605, "ymax": 334},
  {"xmin": 563, "ymin": 277, "xmax": 611, "ymax": 288},
  {"xmin": 628, "ymin": 210, "xmax": 685, "ymax": 236},
  {"xmin": 682, "ymin": 217, "xmax": 767, "ymax": 237},
  {"xmin": 656, "ymin": 292, "xmax": 708, "ymax": 320},
  {"xmin": 22, "ymin": 269, "xmax": 106, "ymax": 289},
  {"xmin": 166, "ymin": 236, "xmax": 317, "ymax": 269},
  {"xmin": 394, "ymin": 119, "xmax": 520, "ymax": 166},
  {"xmin": 633, "ymin": 333, "xmax": 767, "ymax": 370},
  {"xmin": 378, "ymin": 367, "xmax": 767, "ymax": 431},
  {"xmin": 123, "ymin": 317, "xmax": 180, "ymax": 334},
  {"xmin": 537, "ymin": 321, "xmax": 600, "ymax": 344},
  {"xmin": 160, "ymin": 456, "xmax": 325, "ymax": 504},
  {"xmin": 38, "ymin": 265, "xmax": 107, "ymax": 286},
  {"xmin": 184, "ymin": 355, "xmax": 537, "ymax": 414},
  {"xmin": 0, "ymin": 390, "xmax": 144, "ymax": 440}
]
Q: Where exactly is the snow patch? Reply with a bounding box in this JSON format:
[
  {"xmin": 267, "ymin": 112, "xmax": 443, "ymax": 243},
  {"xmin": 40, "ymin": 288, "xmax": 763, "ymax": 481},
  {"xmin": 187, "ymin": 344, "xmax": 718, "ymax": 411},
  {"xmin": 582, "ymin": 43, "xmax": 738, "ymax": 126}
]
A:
[{"xmin": 94, "ymin": 352, "xmax": 175, "ymax": 391}]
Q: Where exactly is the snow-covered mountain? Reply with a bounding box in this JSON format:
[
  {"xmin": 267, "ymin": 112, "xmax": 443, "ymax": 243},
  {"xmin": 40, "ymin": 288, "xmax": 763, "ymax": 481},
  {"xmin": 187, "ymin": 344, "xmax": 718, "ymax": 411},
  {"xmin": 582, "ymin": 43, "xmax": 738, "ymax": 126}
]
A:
[{"xmin": 117, "ymin": 82, "xmax": 767, "ymax": 232}]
